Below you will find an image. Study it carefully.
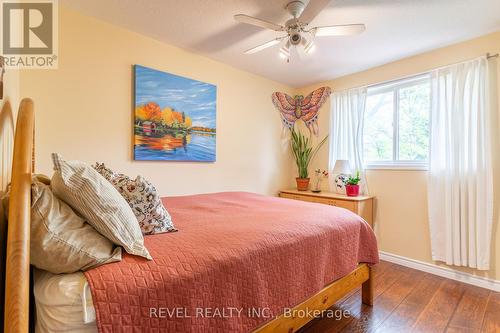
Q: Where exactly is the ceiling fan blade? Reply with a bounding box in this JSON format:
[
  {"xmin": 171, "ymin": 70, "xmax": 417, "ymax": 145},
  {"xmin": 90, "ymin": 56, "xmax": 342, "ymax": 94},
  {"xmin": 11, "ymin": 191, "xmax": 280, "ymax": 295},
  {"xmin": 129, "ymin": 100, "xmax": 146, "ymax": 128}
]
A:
[
  {"xmin": 234, "ymin": 14, "xmax": 284, "ymax": 31},
  {"xmin": 314, "ymin": 24, "xmax": 366, "ymax": 36},
  {"xmin": 299, "ymin": 0, "xmax": 331, "ymax": 24},
  {"xmin": 293, "ymin": 46, "xmax": 302, "ymax": 62},
  {"xmin": 244, "ymin": 38, "xmax": 282, "ymax": 54}
]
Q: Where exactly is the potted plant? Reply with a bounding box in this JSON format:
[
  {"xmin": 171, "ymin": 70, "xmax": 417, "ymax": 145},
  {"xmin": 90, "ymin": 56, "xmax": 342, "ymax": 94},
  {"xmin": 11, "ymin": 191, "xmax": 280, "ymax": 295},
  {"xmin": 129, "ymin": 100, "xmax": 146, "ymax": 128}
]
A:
[
  {"xmin": 290, "ymin": 128, "xmax": 328, "ymax": 191},
  {"xmin": 345, "ymin": 171, "xmax": 361, "ymax": 197}
]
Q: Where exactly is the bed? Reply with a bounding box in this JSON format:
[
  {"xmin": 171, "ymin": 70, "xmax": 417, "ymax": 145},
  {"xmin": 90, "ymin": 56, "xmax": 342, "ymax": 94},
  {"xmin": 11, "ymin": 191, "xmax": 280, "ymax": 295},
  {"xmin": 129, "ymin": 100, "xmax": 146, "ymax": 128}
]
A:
[{"xmin": 1, "ymin": 99, "xmax": 378, "ymax": 333}]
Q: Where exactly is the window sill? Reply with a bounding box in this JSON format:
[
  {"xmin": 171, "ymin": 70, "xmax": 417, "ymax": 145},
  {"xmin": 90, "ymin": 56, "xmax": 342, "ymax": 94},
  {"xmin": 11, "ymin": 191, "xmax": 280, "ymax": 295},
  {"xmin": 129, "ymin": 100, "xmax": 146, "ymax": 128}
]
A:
[{"xmin": 365, "ymin": 163, "xmax": 428, "ymax": 171}]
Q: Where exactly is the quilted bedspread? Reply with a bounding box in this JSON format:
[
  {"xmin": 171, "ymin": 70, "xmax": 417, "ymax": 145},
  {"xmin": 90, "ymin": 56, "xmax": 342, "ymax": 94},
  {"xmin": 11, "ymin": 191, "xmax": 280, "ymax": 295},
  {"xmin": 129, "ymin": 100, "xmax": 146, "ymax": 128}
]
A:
[{"xmin": 84, "ymin": 192, "xmax": 379, "ymax": 333}]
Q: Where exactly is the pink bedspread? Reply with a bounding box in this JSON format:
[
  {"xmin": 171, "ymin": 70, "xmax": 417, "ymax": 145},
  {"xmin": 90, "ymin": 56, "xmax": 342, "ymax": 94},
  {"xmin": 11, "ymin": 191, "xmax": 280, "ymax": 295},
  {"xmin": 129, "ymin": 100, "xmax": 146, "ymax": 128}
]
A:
[{"xmin": 84, "ymin": 192, "xmax": 378, "ymax": 333}]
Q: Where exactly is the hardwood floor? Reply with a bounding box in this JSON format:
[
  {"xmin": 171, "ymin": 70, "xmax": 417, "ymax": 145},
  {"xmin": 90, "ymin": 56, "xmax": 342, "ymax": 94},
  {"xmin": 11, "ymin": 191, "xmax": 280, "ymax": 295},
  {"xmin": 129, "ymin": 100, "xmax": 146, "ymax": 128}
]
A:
[{"xmin": 299, "ymin": 261, "xmax": 500, "ymax": 333}]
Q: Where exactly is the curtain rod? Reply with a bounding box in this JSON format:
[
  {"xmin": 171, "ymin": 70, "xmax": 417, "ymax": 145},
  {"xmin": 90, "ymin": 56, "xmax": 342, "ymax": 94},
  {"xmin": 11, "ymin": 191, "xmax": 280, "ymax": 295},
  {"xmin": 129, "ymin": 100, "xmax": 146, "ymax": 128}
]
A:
[{"xmin": 356, "ymin": 52, "xmax": 499, "ymax": 91}]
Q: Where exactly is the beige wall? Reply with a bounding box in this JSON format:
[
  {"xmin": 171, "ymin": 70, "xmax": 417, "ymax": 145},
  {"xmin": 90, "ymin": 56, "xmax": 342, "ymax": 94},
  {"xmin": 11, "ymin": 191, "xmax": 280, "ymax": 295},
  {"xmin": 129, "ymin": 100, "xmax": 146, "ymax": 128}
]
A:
[
  {"xmin": 20, "ymin": 7, "xmax": 293, "ymax": 196},
  {"xmin": 298, "ymin": 31, "xmax": 500, "ymax": 281}
]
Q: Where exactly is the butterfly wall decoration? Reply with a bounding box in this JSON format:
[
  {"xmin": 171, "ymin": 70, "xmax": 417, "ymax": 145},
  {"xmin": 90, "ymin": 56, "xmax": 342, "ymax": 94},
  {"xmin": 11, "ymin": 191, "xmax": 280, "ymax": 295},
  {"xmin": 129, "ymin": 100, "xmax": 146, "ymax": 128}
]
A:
[{"xmin": 271, "ymin": 86, "xmax": 331, "ymax": 135}]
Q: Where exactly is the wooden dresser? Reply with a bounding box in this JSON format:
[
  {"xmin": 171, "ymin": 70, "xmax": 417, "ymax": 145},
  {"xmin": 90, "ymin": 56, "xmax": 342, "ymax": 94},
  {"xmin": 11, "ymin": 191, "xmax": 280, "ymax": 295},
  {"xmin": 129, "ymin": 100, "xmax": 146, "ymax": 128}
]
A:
[{"xmin": 279, "ymin": 189, "xmax": 375, "ymax": 227}]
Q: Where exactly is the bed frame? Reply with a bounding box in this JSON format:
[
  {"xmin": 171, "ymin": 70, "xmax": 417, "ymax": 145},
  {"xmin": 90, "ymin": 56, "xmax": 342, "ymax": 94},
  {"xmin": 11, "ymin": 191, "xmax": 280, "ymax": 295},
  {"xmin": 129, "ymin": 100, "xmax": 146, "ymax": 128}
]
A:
[{"xmin": 1, "ymin": 98, "xmax": 372, "ymax": 333}]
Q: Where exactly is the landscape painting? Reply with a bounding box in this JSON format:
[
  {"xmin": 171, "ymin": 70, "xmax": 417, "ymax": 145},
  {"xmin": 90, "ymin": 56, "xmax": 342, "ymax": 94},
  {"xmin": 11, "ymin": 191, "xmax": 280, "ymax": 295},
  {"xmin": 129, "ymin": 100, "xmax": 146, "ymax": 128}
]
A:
[{"xmin": 134, "ymin": 65, "xmax": 217, "ymax": 161}]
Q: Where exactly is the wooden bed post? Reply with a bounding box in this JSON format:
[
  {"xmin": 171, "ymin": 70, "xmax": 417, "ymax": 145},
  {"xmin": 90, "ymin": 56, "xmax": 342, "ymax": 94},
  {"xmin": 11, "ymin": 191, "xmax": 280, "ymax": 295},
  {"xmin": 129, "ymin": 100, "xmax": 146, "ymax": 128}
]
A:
[
  {"xmin": 4, "ymin": 99, "xmax": 34, "ymax": 333},
  {"xmin": 361, "ymin": 265, "xmax": 374, "ymax": 306}
]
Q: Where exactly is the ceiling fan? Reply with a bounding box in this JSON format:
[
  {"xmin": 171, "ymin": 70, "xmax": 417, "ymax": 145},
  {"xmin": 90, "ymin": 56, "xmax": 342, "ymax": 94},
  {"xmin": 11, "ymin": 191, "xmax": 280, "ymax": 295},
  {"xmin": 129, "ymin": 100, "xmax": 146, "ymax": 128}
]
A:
[{"xmin": 234, "ymin": 0, "xmax": 365, "ymax": 62}]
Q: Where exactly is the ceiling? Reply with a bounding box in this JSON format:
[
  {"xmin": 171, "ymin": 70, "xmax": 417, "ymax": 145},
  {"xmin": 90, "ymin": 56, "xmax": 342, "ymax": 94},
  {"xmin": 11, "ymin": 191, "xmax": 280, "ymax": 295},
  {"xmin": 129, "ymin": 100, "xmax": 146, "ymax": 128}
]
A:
[{"xmin": 64, "ymin": 0, "xmax": 500, "ymax": 87}]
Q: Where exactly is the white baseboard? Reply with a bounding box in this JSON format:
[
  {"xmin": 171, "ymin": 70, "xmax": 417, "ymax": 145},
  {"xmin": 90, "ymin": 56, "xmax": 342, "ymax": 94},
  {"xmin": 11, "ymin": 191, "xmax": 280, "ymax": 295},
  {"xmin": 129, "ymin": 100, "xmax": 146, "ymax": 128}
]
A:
[{"xmin": 379, "ymin": 251, "xmax": 500, "ymax": 292}]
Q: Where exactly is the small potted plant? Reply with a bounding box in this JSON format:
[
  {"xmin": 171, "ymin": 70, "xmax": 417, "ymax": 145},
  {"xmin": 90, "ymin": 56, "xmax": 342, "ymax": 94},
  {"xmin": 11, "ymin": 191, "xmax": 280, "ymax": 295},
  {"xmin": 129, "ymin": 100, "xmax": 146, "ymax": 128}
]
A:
[
  {"xmin": 290, "ymin": 128, "xmax": 328, "ymax": 191},
  {"xmin": 345, "ymin": 171, "xmax": 361, "ymax": 197}
]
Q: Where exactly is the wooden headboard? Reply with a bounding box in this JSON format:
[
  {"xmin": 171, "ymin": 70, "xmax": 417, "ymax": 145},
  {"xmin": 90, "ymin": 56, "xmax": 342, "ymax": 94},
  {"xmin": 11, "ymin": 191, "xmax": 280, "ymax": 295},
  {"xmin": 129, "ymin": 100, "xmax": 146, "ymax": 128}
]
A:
[{"xmin": 1, "ymin": 99, "xmax": 34, "ymax": 333}]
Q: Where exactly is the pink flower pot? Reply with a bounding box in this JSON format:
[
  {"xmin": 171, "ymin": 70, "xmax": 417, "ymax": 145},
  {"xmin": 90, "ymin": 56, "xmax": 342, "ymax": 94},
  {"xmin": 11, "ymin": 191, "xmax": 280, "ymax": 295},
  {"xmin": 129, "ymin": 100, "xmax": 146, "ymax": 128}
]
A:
[{"xmin": 345, "ymin": 184, "xmax": 360, "ymax": 197}]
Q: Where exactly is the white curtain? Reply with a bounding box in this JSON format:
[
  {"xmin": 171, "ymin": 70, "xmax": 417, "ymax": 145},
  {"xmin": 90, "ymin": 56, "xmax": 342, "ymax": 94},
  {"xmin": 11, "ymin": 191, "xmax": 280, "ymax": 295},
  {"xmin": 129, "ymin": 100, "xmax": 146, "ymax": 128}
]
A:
[
  {"xmin": 329, "ymin": 87, "xmax": 368, "ymax": 194},
  {"xmin": 428, "ymin": 56, "xmax": 493, "ymax": 270}
]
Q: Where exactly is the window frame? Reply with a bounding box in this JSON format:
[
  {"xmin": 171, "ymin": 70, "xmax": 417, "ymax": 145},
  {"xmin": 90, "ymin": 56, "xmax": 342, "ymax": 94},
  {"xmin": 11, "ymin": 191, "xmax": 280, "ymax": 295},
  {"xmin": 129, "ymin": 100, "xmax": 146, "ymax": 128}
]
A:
[{"xmin": 364, "ymin": 74, "xmax": 431, "ymax": 171}]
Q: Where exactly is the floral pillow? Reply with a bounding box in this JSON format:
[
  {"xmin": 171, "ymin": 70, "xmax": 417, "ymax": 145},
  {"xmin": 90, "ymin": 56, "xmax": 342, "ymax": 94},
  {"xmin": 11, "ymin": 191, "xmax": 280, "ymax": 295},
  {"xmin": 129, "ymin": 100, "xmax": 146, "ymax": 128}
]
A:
[{"xmin": 93, "ymin": 163, "xmax": 176, "ymax": 235}]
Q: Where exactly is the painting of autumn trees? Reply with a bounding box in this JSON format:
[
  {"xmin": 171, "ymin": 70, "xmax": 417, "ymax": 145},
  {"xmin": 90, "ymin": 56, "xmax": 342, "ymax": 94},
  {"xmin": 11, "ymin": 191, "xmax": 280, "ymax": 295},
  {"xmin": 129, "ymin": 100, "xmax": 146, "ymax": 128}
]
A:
[
  {"xmin": 134, "ymin": 65, "xmax": 217, "ymax": 161},
  {"xmin": 135, "ymin": 102, "xmax": 193, "ymax": 130}
]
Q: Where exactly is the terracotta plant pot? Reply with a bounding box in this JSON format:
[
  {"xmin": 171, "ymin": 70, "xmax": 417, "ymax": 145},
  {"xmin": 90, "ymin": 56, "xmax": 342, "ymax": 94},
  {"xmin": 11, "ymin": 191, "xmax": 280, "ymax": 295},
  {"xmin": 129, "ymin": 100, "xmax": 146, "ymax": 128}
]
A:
[
  {"xmin": 345, "ymin": 184, "xmax": 360, "ymax": 197},
  {"xmin": 296, "ymin": 178, "xmax": 310, "ymax": 191}
]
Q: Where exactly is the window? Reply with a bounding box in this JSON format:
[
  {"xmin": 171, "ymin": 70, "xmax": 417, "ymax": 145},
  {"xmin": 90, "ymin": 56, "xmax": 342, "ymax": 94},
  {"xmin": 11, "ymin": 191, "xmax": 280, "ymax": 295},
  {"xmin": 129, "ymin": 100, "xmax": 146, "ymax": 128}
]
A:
[{"xmin": 363, "ymin": 75, "xmax": 431, "ymax": 169}]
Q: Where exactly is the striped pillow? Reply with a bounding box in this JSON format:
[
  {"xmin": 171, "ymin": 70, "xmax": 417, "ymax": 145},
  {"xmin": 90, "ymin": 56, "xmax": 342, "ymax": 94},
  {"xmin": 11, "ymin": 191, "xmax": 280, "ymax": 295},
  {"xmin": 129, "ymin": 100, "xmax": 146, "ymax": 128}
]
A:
[{"xmin": 51, "ymin": 154, "xmax": 151, "ymax": 260}]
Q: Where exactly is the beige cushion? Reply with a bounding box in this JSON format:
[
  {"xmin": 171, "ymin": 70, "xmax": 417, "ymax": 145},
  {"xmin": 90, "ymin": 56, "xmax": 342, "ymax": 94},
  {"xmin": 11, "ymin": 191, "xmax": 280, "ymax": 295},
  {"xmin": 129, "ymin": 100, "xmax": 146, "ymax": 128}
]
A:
[
  {"xmin": 33, "ymin": 173, "xmax": 51, "ymax": 185},
  {"xmin": 31, "ymin": 180, "xmax": 122, "ymax": 273},
  {"xmin": 51, "ymin": 154, "xmax": 151, "ymax": 260}
]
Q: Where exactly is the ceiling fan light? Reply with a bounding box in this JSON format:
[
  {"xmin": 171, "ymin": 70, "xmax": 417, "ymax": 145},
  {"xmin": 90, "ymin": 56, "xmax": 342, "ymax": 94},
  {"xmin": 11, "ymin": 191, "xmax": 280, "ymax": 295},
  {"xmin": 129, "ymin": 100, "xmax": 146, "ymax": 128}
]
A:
[
  {"xmin": 305, "ymin": 44, "xmax": 316, "ymax": 54},
  {"xmin": 304, "ymin": 40, "xmax": 315, "ymax": 54},
  {"xmin": 279, "ymin": 41, "xmax": 291, "ymax": 62},
  {"xmin": 280, "ymin": 46, "xmax": 290, "ymax": 58}
]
